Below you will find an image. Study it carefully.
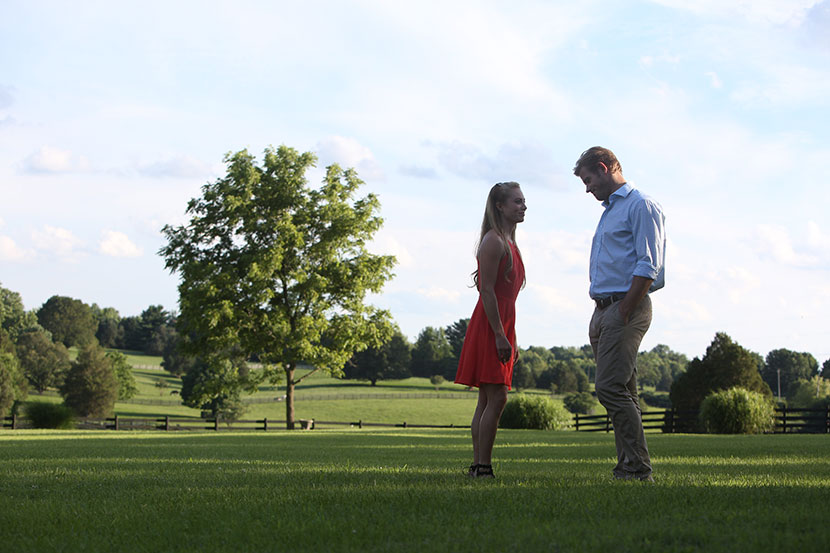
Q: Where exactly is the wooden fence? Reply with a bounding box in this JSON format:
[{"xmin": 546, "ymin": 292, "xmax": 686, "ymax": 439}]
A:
[
  {"xmin": 1, "ymin": 414, "xmax": 463, "ymax": 431},
  {"xmin": 115, "ymin": 391, "xmax": 475, "ymax": 407},
  {"xmin": 4, "ymin": 405, "xmax": 829, "ymax": 433},
  {"xmin": 573, "ymin": 405, "xmax": 830, "ymax": 434}
]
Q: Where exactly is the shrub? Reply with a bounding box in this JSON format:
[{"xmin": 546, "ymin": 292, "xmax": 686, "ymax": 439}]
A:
[
  {"xmin": 500, "ymin": 394, "xmax": 571, "ymax": 430},
  {"xmin": 60, "ymin": 344, "xmax": 119, "ymax": 417},
  {"xmin": 563, "ymin": 392, "xmax": 596, "ymax": 414},
  {"xmin": 24, "ymin": 401, "xmax": 75, "ymax": 429},
  {"xmin": 699, "ymin": 387, "xmax": 775, "ymax": 434}
]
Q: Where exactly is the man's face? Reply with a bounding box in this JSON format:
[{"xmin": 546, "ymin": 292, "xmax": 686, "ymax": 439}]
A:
[{"xmin": 577, "ymin": 164, "xmax": 613, "ymax": 202}]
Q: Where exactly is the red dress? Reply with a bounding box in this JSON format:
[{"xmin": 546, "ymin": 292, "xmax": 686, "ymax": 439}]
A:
[{"xmin": 454, "ymin": 241, "xmax": 525, "ymax": 390}]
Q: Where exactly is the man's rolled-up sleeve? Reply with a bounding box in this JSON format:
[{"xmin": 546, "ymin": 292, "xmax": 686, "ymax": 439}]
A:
[{"xmin": 631, "ymin": 199, "xmax": 665, "ymax": 280}]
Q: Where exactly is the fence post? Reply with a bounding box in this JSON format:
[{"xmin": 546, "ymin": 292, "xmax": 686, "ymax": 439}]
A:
[
  {"xmin": 605, "ymin": 414, "xmax": 611, "ymax": 433},
  {"xmin": 574, "ymin": 413, "xmax": 580, "ymax": 431},
  {"xmin": 114, "ymin": 415, "xmax": 119, "ymax": 431},
  {"xmin": 165, "ymin": 415, "xmax": 170, "ymax": 431},
  {"xmin": 214, "ymin": 418, "xmax": 219, "ymax": 431},
  {"xmin": 781, "ymin": 405, "xmax": 787, "ymax": 434},
  {"xmin": 358, "ymin": 419, "xmax": 363, "ymax": 429},
  {"xmin": 13, "ymin": 413, "xmax": 18, "ymax": 430},
  {"xmin": 263, "ymin": 418, "xmax": 268, "ymax": 431}
]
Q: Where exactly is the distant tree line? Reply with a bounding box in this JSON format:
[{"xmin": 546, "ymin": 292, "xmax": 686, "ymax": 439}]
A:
[
  {"xmin": 3, "ymin": 279, "xmax": 830, "ymax": 422},
  {"xmin": 342, "ymin": 317, "xmax": 690, "ymax": 396},
  {"xmin": 0, "ymin": 283, "xmax": 142, "ymax": 418}
]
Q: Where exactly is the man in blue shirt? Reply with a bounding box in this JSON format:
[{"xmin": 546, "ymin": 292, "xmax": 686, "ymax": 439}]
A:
[{"xmin": 574, "ymin": 146, "xmax": 666, "ymax": 482}]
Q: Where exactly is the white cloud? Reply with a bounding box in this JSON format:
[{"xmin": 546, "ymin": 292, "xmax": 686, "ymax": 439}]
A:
[
  {"xmin": 23, "ymin": 146, "xmax": 90, "ymax": 174},
  {"xmin": 723, "ymin": 265, "xmax": 763, "ymax": 304},
  {"xmin": 31, "ymin": 225, "xmax": 84, "ymax": 260},
  {"xmin": 316, "ymin": 136, "xmax": 384, "ymax": 180},
  {"xmin": 99, "ymin": 230, "xmax": 142, "ymax": 258},
  {"xmin": 428, "ymin": 140, "xmax": 566, "ymax": 189},
  {"xmin": 755, "ymin": 224, "xmax": 819, "ymax": 268},
  {"xmin": 705, "ymin": 71, "xmax": 723, "ymax": 88},
  {"xmin": 0, "ymin": 235, "xmax": 33, "ymax": 261},
  {"xmin": 369, "ymin": 232, "xmax": 414, "ymax": 268},
  {"xmin": 806, "ymin": 221, "xmax": 830, "ymax": 255},
  {"xmin": 416, "ymin": 286, "xmax": 461, "ymax": 303},
  {"xmin": 526, "ymin": 283, "xmax": 582, "ymax": 313}
]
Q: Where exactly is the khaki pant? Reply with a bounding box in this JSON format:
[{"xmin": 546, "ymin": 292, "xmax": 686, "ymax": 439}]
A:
[{"xmin": 589, "ymin": 295, "xmax": 652, "ymax": 477}]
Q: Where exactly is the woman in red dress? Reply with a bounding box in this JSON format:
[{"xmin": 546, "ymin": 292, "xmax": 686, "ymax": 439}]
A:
[{"xmin": 455, "ymin": 181, "xmax": 526, "ymax": 479}]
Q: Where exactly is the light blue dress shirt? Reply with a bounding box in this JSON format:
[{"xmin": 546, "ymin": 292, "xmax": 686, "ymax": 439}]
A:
[{"xmin": 589, "ymin": 183, "xmax": 666, "ymax": 299}]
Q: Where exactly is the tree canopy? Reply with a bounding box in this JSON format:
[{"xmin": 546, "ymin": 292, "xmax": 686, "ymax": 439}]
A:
[
  {"xmin": 15, "ymin": 329, "xmax": 70, "ymax": 393},
  {"xmin": 670, "ymin": 332, "xmax": 772, "ymax": 420},
  {"xmin": 761, "ymin": 348, "xmax": 818, "ymax": 400},
  {"xmin": 0, "ymin": 283, "xmax": 40, "ymax": 341},
  {"xmin": 343, "ymin": 326, "xmax": 412, "ymax": 386},
  {"xmin": 410, "ymin": 326, "xmax": 454, "ymax": 379},
  {"xmin": 0, "ymin": 350, "xmax": 27, "ymax": 415},
  {"xmin": 37, "ymin": 295, "xmax": 97, "ymax": 348},
  {"xmin": 60, "ymin": 344, "xmax": 119, "ymax": 417},
  {"xmin": 160, "ymin": 145, "xmax": 396, "ymax": 428}
]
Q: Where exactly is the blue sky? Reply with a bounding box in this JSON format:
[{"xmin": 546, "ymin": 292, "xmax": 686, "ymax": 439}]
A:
[{"xmin": 2, "ymin": 0, "xmax": 829, "ymax": 364}]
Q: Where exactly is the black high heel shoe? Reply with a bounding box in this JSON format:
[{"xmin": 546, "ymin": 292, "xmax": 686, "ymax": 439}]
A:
[
  {"xmin": 475, "ymin": 464, "xmax": 494, "ymax": 479},
  {"xmin": 467, "ymin": 463, "xmax": 479, "ymax": 477}
]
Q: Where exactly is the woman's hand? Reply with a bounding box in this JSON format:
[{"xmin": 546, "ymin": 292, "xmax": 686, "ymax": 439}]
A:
[{"xmin": 495, "ymin": 334, "xmax": 512, "ymax": 364}]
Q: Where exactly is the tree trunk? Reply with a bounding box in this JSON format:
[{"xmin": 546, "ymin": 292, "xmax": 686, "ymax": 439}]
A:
[{"xmin": 285, "ymin": 364, "xmax": 295, "ymax": 430}]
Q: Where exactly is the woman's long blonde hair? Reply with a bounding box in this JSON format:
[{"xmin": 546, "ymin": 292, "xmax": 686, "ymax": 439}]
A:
[{"xmin": 472, "ymin": 181, "xmax": 524, "ymax": 289}]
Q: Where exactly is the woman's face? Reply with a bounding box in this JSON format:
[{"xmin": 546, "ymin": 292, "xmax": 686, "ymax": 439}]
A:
[{"xmin": 498, "ymin": 187, "xmax": 526, "ymax": 224}]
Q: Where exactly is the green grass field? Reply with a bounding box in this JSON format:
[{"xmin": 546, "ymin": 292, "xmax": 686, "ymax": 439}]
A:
[
  {"xmin": 28, "ymin": 350, "xmax": 561, "ymax": 425},
  {"xmin": 1, "ymin": 429, "xmax": 827, "ymax": 552}
]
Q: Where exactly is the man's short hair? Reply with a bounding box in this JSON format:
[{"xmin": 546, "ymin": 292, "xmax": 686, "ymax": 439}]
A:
[{"xmin": 573, "ymin": 146, "xmax": 622, "ymax": 176}]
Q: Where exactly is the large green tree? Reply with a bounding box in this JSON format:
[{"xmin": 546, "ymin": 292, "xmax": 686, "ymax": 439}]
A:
[
  {"xmin": 160, "ymin": 146, "xmax": 395, "ymax": 428},
  {"xmin": 670, "ymin": 332, "xmax": 772, "ymax": 419},
  {"xmin": 343, "ymin": 326, "xmax": 412, "ymax": 386},
  {"xmin": 445, "ymin": 318, "xmax": 469, "ymax": 360},
  {"xmin": 91, "ymin": 305, "xmax": 121, "ymax": 348},
  {"xmin": 180, "ymin": 355, "xmax": 256, "ymax": 420},
  {"xmin": 106, "ymin": 351, "xmax": 138, "ymax": 400},
  {"xmin": 0, "ymin": 283, "xmax": 40, "ymax": 341},
  {"xmin": 37, "ymin": 295, "xmax": 97, "ymax": 348},
  {"xmin": 0, "ymin": 349, "xmax": 28, "ymax": 415},
  {"xmin": 15, "ymin": 329, "xmax": 70, "ymax": 393},
  {"xmin": 761, "ymin": 348, "xmax": 818, "ymax": 400},
  {"xmin": 636, "ymin": 344, "xmax": 689, "ymax": 391},
  {"xmin": 160, "ymin": 327, "xmax": 198, "ymax": 376},
  {"xmin": 410, "ymin": 326, "xmax": 454, "ymax": 379},
  {"xmin": 60, "ymin": 344, "xmax": 119, "ymax": 417}
]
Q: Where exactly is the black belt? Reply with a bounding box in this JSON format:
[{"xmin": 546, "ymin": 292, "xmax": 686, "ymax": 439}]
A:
[{"xmin": 594, "ymin": 293, "xmax": 626, "ymax": 309}]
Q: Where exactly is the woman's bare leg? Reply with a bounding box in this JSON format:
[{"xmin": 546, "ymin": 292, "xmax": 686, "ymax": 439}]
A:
[
  {"xmin": 470, "ymin": 387, "xmax": 488, "ymax": 465},
  {"xmin": 477, "ymin": 383, "xmax": 508, "ymax": 466}
]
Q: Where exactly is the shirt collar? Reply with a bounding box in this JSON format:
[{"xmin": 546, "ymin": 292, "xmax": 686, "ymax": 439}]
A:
[{"xmin": 602, "ymin": 182, "xmax": 633, "ymax": 207}]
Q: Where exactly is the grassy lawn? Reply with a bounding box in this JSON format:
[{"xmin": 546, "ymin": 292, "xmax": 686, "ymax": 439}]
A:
[
  {"xmin": 23, "ymin": 350, "xmax": 572, "ymax": 425},
  {"xmin": 0, "ymin": 430, "xmax": 827, "ymax": 552}
]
